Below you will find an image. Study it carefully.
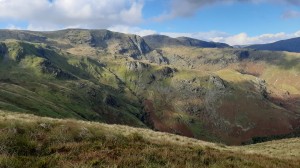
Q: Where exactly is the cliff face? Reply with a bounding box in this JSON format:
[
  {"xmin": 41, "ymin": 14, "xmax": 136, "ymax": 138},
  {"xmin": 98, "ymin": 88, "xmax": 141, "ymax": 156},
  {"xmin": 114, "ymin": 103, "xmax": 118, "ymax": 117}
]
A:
[{"xmin": 0, "ymin": 29, "xmax": 151, "ymax": 58}]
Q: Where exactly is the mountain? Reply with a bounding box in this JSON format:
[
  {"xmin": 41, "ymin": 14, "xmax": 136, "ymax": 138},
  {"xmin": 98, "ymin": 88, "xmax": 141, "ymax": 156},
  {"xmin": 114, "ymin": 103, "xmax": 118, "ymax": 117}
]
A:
[
  {"xmin": 248, "ymin": 37, "xmax": 300, "ymax": 52},
  {"xmin": 0, "ymin": 110, "xmax": 299, "ymax": 167},
  {"xmin": 0, "ymin": 29, "xmax": 300, "ymax": 146},
  {"xmin": 143, "ymin": 34, "xmax": 231, "ymax": 49},
  {"xmin": 0, "ymin": 29, "xmax": 151, "ymax": 58}
]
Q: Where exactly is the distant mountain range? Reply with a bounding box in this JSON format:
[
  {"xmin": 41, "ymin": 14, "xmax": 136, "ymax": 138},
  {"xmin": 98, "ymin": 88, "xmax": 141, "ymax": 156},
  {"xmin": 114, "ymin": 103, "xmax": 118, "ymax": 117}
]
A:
[
  {"xmin": 1, "ymin": 29, "xmax": 299, "ymax": 52},
  {"xmin": 144, "ymin": 34, "xmax": 300, "ymax": 53},
  {"xmin": 247, "ymin": 37, "xmax": 300, "ymax": 52},
  {"xmin": 143, "ymin": 34, "xmax": 231, "ymax": 49}
]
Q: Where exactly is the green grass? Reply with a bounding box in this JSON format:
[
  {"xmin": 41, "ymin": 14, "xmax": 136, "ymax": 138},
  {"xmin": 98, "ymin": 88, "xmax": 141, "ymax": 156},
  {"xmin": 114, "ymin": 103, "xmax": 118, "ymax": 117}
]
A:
[
  {"xmin": 0, "ymin": 111, "xmax": 299, "ymax": 168},
  {"xmin": 0, "ymin": 41, "xmax": 146, "ymax": 128}
]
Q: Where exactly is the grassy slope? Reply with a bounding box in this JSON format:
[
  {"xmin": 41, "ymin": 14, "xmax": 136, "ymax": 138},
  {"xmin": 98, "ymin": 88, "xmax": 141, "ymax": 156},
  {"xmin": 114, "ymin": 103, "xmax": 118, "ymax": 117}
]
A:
[
  {"xmin": 0, "ymin": 110, "xmax": 299, "ymax": 168},
  {"xmin": 0, "ymin": 41, "xmax": 145, "ymax": 128}
]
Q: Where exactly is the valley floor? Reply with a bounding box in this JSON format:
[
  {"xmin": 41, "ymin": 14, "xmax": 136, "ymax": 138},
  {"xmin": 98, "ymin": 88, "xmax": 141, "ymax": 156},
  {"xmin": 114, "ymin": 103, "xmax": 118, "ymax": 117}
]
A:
[{"xmin": 0, "ymin": 110, "xmax": 299, "ymax": 168}]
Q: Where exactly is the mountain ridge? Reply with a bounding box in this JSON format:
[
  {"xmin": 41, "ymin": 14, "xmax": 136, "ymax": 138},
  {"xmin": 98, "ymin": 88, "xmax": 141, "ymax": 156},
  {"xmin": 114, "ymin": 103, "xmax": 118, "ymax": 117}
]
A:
[
  {"xmin": 143, "ymin": 34, "xmax": 231, "ymax": 49},
  {"xmin": 247, "ymin": 36, "xmax": 300, "ymax": 52}
]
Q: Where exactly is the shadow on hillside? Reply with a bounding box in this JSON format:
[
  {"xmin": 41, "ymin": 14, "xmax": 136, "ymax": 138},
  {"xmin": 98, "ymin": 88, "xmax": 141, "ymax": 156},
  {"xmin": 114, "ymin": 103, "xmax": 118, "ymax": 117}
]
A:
[{"xmin": 249, "ymin": 50, "xmax": 300, "ymax": 70}]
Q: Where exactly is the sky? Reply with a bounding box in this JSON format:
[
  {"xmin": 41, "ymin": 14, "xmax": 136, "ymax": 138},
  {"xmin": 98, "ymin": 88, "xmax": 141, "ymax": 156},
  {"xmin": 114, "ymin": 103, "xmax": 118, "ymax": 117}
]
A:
[{"xmin": 0, "ymin": 0, "xmax": 300, "ymax": 45}]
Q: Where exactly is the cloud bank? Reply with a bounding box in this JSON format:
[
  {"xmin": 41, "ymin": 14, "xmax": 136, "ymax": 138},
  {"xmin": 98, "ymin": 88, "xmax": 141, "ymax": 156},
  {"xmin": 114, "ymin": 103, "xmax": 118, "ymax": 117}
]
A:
[
  {"xmin": 107, "ymin": 25, "xmax": 300, "ymax": 45},
  {"xmin": 156, "ymin": 0, "xmax": 300, "ymax": 21},
  {"xmin": 160, "ymin": 30, "xmax": 300, "ymax": 45},
  {"xmin": 0, "ymin": 0, "xmax": 144, "ymax": 30},
  {"xmin": 165, "ymin": 30, "xmax": 300, "ymax": 45}
]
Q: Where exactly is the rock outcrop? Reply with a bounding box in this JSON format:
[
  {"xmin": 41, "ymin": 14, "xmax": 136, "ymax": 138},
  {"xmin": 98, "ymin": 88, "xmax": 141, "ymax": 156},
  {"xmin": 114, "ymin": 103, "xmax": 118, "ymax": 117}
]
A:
[
  {"xmin": 209, "ymin": 75, "xmax": 227, "ymax": 90},
  {"xmin": 126, "ymin": 61, "xmax": 150, "ymax": 71},
  {"xmin": 145, "ymin": 49, "xmax": 169, "ymax": 65},
  {"xmin": 40, "ymin": 60, "xmax": 76, "ymax": 80}
]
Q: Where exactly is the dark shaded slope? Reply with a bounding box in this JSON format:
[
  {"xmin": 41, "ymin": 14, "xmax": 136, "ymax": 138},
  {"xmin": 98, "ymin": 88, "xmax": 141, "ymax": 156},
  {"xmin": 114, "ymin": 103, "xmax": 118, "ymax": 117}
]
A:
[
  {"xmin": 248, "ymin": 37, "xmax": 300, "ymax": 52},
  {"xmin": 177, "ymin": 37, "xmax": 230, "ymax": 48},
  {"xmin": 143, "ymin": 34, "xmax": 231, "ymax": 49},
  {"xmin": 0, "ymin": 30, "xmax": 46, "ymax": 43}
]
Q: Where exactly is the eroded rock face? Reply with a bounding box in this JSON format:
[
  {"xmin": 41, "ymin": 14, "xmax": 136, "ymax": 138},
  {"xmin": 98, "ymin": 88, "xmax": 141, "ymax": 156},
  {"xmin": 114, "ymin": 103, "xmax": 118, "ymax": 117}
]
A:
[
  {"xmin": 107, "ymin": 35, "xmax": 151, "ymax": 58},
  {"xmin": 145, "ymin": 50, "xmax": 169, "ymax": 65},
  {"xmin": 254, "ymin": 78, "xmax": 269, "ymax": 99},
  {"xmin": 126, "ymin": 61, "xmax": 150, "ymax": 71},
  {"xmin": 89, "ymin": 30, "xmax": 151, "ymax": 58},
  {"xmin": 209, "ymin": 75, "xmax": 227, "ymax": 90},
  {"xmin": 161, "ymin": 67, "xmax": 176, "ymax": 77},
  {"xmin": 129, "ymin": 35, "xmax": 152, "ymax": 56},
  {"xmin": 65, "ymin": 30, "xmax": 95, "ymax": 46}
]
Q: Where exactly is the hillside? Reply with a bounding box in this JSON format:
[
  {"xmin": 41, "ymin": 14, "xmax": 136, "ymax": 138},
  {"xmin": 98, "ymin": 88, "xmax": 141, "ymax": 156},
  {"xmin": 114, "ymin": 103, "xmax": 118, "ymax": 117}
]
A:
[
  {"xmin": 0, "ymin": 29, "xmax": 299, "ymax": 145},
  {"xmin": 0, "ymin": 40, "xmax": 147, "ymax": 128},
  {"xmin": 248, "ymin": 37, "xmax": 300, "ymax": 52},
  {"xmin": 143, "ymin": 34, "xmax": 230, "ymax": 49},
  {"xmin": 0, "ymin": 110, "xmax": 299, "ymax": 167}
]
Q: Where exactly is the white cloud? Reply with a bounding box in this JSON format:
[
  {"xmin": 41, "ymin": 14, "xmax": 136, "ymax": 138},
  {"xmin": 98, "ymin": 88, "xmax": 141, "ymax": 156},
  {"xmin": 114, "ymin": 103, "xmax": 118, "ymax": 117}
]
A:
[
  {"xmin": 155, "ymin": 0, "xmax": 300, "ymax": 21},
  {"xmin": 295, "ymin": 30, "xmax": 300, "ymax": 36},
  {"xmin": 157, "ymin": 30, "xmax": 300, "ymax": 45},
  {"xmin": 108, "ymin": 25, "xmax": 157, "ymax": 36},
  {"xmin": 109, "ymin": 26, "xmax": 300, "ymax": 45},
  {"xmin": 6, "ymin": 24, "xmax": 22, "ymax": 30},
  {"xmin": 0, "ymin": 0, "xmax": 144, "ymax": 30},
  {"xmin": 282, "ymin": 10, "xmax": 300, "ymax": 19},
  {"xmin": 220, "ymin": 31, "xmax": 300, "ymax": 45}
]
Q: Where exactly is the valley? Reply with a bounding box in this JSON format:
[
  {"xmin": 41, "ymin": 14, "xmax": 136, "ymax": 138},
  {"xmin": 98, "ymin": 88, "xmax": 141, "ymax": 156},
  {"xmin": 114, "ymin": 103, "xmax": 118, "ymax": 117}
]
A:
[{"xmin": 0, "ymin": 29, "xmax": 299, "ymax": 146}]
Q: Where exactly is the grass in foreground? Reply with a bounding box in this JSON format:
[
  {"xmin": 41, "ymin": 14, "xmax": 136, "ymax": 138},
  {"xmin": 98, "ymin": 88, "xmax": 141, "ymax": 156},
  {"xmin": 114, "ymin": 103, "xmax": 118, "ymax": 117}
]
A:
[{"xmin": 0, "ymin": 111, "xmax": 299, "ymax": 168}]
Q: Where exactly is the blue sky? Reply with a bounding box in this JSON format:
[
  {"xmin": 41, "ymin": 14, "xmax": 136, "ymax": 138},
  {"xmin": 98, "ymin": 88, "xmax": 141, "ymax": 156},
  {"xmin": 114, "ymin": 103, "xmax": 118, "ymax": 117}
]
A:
[
  {"xmin": 143, "ymin": 1, "xmax": 299, "ymax": 35},
  {"xmin": 0, "ymin": 0, "xmax": 299, "ymax": 45}
]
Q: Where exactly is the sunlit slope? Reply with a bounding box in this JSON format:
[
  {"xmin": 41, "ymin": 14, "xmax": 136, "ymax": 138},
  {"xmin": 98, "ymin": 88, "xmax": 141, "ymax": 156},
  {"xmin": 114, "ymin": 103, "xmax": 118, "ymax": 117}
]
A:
[
  {"xmin": 0, "ymin": 40, "xmax": 145, "ymax": 127},
  {"xmin": 0, "ymin": 110, "xmax": 299, "ymax": 168}
]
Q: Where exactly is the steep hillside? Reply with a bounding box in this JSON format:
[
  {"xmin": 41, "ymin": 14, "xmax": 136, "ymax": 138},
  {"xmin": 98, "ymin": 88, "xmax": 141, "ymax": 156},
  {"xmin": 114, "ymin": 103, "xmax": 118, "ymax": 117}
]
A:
[
  {"xmin": 0, "ymin": 29, "xmax": 300, "ymax": 145},
  {"xmin": 248, "ymin": 37, "xmax": 300, "ymax": 52},
  {"xmin": 143, "ymin": 34, "xmax": 230, "ymax": 49},
  {"xmin": 0, "ymin": 40, "xmax": 146, "ymax": 128},
  {"xmin": 0, "ymin": 110, "xmax": 299, "ymax": 168}
]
